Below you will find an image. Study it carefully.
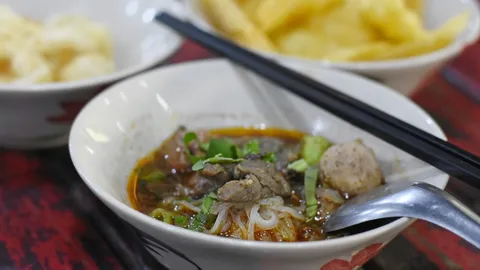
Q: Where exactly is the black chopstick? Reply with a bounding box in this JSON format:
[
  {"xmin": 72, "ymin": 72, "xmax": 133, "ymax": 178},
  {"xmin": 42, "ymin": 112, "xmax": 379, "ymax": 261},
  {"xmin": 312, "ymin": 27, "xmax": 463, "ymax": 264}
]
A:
[
  {"xmin": 155, "ymin": 13, "xmax": 480, "ymax": 169},
  {"xmin": 155, "ymin": 12, "xmax": 480, "ymax": 189}
]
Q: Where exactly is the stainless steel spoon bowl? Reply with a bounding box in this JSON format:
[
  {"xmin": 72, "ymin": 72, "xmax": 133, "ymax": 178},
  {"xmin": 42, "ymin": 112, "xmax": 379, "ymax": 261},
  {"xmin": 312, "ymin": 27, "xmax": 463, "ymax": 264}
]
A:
[{"xmin": 323, "ymin": 181, "xmax": 480, "ymax": 248}]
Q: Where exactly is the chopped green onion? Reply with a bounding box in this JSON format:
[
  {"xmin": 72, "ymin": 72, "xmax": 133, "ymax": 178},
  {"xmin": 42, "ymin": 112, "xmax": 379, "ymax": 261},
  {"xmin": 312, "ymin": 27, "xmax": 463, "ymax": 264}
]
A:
[
  {"xmin": 233, "ymin": 145, "xmax": 244, "ymax": 158},
  {"xmin": 243, "ymin": 139, "xmax": 260, "ymax": 155},
  {"xmin": 174, "ymin": 215, "xmax": 188, "ymax": 227},
  {"xmin": 201, "ymin": 194, "xmax": 215, "ymax": 214},
  {"xmin": 187, "ymin": 213, "xmax": 216, "ymax": 232},
  {"xmin": 192, "ymin": 154, "xmax": 244, "ymax": 171},
  {"xmin": 149, "ymin": 208, "xmax": 174, "ymax": 224},
  {"xmin": 207, "ymin": 138, "xmax": 235, "ymax": 158},
  {"xmin": 306, "ymin": 205, "xmax": 318, "ymax": 219},
  {"xmin": 287, "ymin": 159, "xmax": 309, "ymax": 172},
  {"xmin": 304, "ymin": 168, "xmax": 319, "ymax": 218},
  {"xmin": 263, "ymin": 153, "xmax": 277, "ymax": 163},
  {"xmin": 301, "ymin": 136, "xmax": 332, "ymax": 165},
  {"xmin": 140, "ymin": 170, "xmax": 166, "ymax": 182}
]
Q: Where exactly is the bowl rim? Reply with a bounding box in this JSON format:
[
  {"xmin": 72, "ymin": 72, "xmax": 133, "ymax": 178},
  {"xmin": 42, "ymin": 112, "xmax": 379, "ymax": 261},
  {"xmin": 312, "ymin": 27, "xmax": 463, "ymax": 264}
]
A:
[
  {"xmin": 69, "ymin": 58, "xmax": 449, "ymax": 253},
  {"xmin": 184, "ymin": 0, "xmax": 480, "ymax": 72}
]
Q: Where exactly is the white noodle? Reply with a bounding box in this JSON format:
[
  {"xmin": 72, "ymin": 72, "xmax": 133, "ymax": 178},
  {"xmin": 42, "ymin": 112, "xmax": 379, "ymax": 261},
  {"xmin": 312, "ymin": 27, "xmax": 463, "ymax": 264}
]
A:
[
  {"xmin": 248, "ymin": 205, "xmax": 260, "ymax": 240},
  {"xmin": 258, "ymin": 196, "xmax": 284, "ymax": 206},
  {"xmin": 255, "ymin": 208, "xmax": 278, "ymax": 230},
  {"xmin": 221, "ymin": 211, "xmax": 233, "ymax": 233},
  {"xmin": 209, "ymin": 205, "xmax": 230, "ymax": 234},
  {"xmin": 272, "ymin": 206, "xmax": 305, "ymax": 220},
  {"xmin": 178, "ymin": 201, "xmax": 201, "ymax": 213},
  {"xmin": 235, "ymin": 211, "xmax": 247, "ymax": 238}
]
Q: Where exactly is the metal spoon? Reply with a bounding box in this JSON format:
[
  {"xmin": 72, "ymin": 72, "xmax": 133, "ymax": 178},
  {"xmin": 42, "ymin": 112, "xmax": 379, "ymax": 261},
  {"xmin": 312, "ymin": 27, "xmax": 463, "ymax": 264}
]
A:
[{"xmin": 323, "ymin": 181, "xmax": 480, "ymax": 248}]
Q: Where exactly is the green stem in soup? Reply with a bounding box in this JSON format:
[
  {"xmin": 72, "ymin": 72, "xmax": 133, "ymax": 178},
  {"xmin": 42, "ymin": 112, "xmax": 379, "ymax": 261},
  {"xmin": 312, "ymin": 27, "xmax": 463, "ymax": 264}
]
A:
[
  {"xmin": 304, "ymin": 168, "xmax": 319, "ymax": 218},
  {"xmin": 301, "ymin": 136, "xmax": 332, "ymax": 165}
]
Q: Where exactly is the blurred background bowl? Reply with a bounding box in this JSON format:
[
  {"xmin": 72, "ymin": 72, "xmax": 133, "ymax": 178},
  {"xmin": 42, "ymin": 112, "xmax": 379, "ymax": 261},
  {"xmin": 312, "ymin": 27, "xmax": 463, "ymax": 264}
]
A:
[
  {"xmin": 0, "ymin": 0, "xmax": 184, "ymax": 149},
  {"xmin": 186, "ymin": 0, "xmax": 480, "ymax": 95}
]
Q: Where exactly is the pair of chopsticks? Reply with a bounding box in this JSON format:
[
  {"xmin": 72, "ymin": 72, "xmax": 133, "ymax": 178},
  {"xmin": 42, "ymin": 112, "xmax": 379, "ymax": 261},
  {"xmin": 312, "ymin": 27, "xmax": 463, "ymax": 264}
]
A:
[{"xmin": 155, "ymin": 12, "xmax": 480, "ymax": 190}]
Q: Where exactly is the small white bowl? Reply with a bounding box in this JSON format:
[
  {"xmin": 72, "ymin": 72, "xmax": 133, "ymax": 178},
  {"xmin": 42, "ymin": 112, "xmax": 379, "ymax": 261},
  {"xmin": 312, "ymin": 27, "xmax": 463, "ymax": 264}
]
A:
[
  {"xmin": 0, "ymin": 0, "xmax": 184, "ymax": 149},
  {"xmin": 69, "ymin": 59, "xmax": 448, "ymax": 270},
  {"xmin": 185, "ymin": 0, "xmax": 480, "ymax": 95}
]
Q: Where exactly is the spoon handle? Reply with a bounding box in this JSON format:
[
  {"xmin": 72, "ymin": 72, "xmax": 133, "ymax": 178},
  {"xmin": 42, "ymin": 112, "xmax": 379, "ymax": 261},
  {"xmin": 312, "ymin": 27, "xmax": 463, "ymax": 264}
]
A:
[{"xmin": 415, "ymin": 183, "xmax": 480, "ymax": 248}]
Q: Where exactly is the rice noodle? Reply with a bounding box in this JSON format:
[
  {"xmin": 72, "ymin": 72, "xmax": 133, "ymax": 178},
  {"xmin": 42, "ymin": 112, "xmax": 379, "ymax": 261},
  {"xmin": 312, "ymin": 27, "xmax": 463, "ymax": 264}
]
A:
[
  {"xmin": 258, "ymin": 196, "xmax": 284, "ymax": 206},
  {"xmin": 209, "ymin": 205, "xmax": 231, "ymax": 234},
  {"xmin": 221, "ymin": 211, "xmax": 233, "ymax": 233},
  {"xmin": 234, "ymin": 211, "xmax": 247, "ymax": 238},
  {"xmin": 255, "ymin": 208, "xmax": 278, "ymax": 230},
  {"xmin": 272, "ymin": 206, "xmax": 305, "ymax": 220},
  {"xmin": 178, "ymin": 201, "xmax": 201, "ymax": 213},
  {"xmin": 248, "ymin": 204, "xmax": 260, "ymax": 240}
]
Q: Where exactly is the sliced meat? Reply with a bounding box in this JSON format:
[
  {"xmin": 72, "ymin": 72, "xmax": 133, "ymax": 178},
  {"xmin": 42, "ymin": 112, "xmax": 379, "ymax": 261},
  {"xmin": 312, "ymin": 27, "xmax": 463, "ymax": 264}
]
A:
[
  {"xmin": 217, "ymin": 174, "xmax": 265, "ymax": 202},
  {"xmin": 144, "ymin": 179, "xmax": 181, "ymax": 198},
  {"xmin": 320, "ymin": 140, "xmax": 384, "ymax": 196},
  {"xmin": 275, "ymin": 143, "xmax": 301, "ymax": 170},
  {"xmin": 201, "ymin": 163, "xmax": 230, "ymax": 183},
  {"xmin": 154, "ymin": 127, "xmax": 211, "ymax": 172},
  {"xmin": 184, "ymin": 173, "xmax": 217, "ymax": 198},
  {"xmin": 154, "ymin": 128, "xmax": 190, "ymax": 171},
  {"xmin": 234, "ymin": 160, "xmax": 291, "ymax": 197}
]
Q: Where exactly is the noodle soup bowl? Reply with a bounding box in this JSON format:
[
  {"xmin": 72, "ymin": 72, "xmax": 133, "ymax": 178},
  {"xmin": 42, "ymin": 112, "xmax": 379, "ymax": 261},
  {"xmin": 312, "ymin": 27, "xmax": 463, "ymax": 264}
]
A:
[{"xmin": 69, "ymin": 59, "xmax": 448, "ymax": 270}]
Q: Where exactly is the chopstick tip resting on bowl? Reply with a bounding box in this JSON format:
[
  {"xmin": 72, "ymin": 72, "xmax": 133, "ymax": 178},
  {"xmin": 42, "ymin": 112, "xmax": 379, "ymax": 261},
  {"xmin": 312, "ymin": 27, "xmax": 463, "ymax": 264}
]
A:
[{"xmin": 154, "ymin": 12, "xmax": 480, "ymax": 190}]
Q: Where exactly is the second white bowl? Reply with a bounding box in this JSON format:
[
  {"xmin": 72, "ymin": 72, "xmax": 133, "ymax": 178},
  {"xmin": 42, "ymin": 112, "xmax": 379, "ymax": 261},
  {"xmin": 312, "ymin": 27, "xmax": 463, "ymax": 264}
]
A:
[{"xmin": 185, "ymin": 0, "xmax": 480, "ymax": 95}]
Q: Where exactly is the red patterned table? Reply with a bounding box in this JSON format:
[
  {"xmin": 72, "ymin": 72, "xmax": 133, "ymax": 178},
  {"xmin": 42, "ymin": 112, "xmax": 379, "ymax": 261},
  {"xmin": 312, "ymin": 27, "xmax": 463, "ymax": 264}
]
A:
[{"xmin": 1, "ymin": 40, "xmax": 480, "ymax": 270}]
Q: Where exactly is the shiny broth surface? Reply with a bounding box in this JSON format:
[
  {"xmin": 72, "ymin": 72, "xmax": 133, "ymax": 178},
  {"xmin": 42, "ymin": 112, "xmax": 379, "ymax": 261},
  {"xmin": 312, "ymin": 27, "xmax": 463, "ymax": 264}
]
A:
[{"xmin": 128, "ymin": 127, "xmax": 384, "ymax": 242}]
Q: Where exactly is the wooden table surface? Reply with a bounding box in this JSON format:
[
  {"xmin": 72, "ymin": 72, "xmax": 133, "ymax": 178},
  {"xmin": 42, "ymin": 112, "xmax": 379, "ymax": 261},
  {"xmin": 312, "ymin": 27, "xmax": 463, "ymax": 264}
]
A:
[{"xmin": 1, "ymin": 40, "xmax": 480, "ymax": 270}]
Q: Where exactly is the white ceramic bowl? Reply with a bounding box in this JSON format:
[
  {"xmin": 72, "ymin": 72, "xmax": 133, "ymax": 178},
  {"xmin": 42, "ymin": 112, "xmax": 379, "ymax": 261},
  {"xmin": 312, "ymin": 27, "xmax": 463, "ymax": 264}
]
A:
[
  {"xmin": 69, "ymin": 59, "xmax": 449, "ymax": 270},
  {"xmin": 0, "ymin": 0, "xmax": 184, "ymax": 149},
  {"xmin": 185, "ymin": 0, "xmax": 480, "ymax": 95}
]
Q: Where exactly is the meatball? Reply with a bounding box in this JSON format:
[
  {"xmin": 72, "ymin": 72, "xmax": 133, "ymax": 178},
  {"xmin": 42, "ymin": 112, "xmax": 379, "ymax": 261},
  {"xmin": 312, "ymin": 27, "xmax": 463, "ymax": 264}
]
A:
[{"xmin": 320, "ymin": 140, "xmax": 383, "ymax": 196}]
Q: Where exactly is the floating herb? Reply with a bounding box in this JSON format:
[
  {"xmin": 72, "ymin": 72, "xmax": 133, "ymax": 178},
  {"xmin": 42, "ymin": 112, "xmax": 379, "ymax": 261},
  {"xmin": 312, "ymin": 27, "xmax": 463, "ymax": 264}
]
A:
[
  {"xmin": 192, "ymin": 154, "xmax": 244, "ymax": 171},
  {"xmin": 263, "ymin": 153, "xmax": 277, "ymax": 163},
  {"xmin": 207, "ymin": 138, "xmax": 235, "ymax": 158},
  {"xmin": 243, "ymin": 139, "xmax": 260, "ymax": 155},
  {"xmin": 201, "ymin": 192, "xmax": 216, "ymax": 214},
  {"xmin": 187, "ymin": 213, "xmax": 216, "ymax": 232}
]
